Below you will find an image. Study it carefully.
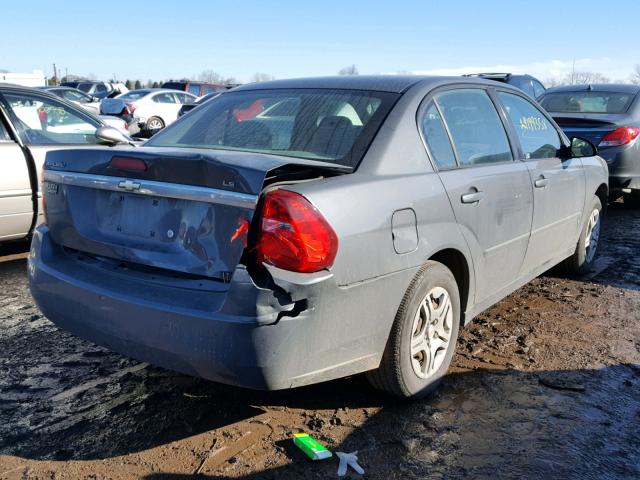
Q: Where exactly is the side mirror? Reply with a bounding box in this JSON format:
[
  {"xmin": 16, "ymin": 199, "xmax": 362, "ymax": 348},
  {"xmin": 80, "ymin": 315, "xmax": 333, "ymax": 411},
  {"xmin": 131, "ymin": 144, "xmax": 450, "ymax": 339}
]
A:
[
  {"xmin": 95, "ymin": 126, "xmax": 129, "ymax": 145},
  {"xmin": 570, "ymin": 137, "xmax": 597, "ymax": 158}
]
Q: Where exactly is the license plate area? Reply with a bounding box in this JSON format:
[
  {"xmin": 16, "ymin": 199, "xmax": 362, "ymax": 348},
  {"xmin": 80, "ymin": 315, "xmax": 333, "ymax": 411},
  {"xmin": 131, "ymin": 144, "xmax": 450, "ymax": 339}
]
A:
[{"xmin": 98, "ymin": 191, "xmax": 180, "ymax": 241}]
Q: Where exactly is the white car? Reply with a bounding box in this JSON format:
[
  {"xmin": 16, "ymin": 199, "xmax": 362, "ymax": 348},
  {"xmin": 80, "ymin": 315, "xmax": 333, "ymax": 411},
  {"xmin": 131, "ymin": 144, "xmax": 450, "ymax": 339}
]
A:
[{"xmin": 100, "ymin": 89, "xmax": 196, "ymax": 136}]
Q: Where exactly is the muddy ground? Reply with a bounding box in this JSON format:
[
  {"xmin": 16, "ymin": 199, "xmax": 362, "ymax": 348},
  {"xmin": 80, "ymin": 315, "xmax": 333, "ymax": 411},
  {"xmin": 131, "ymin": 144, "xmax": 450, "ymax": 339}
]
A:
[{"xmin": 1, "ymin": 202, "xmax": 639, "ymax": 479}]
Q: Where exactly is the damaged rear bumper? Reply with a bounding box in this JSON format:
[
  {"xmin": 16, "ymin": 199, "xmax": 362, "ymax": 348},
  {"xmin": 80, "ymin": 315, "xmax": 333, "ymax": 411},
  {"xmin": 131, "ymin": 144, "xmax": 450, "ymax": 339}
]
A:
[{"xmin": 28, "ymin": 227, "xmax": 411, "ymax": 390}]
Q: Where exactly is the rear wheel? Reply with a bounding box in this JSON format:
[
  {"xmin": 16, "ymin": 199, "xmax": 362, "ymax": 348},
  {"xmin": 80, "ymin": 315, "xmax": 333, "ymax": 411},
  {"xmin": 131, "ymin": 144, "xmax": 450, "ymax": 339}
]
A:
[
  {"xmin": 563, "ymin": 195, "xmax": 602, "ymax": 275},
  {"xmin": 367, "ymin": 261, "xmax": 460, "ymax": 399},
  {"xmin": 145, "ymin": 116, "xmax": 165, "ymax": 136}
]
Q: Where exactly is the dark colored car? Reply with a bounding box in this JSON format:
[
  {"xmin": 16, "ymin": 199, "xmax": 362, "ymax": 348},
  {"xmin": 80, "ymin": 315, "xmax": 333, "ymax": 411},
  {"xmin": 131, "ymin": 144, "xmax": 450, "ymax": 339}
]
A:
[
  {"xmin": 162, "ymin": 81, "xmax": 227, "ymax": 97},
  {"xmin": 177, "ymin": 92, "xmax": 222, "ymax": 117},
  {"xmin": 539, "ymin": 84, "xmax": 640, "ymax": 201},
  {"xmin": 463, "ymin": 73, "xmax": 546, "ymax": 99}
]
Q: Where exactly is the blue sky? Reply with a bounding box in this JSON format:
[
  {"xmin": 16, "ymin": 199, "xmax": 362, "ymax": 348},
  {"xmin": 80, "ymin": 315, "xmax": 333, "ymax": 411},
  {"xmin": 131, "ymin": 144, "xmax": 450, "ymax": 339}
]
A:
[{"xmin": 2, "ymin": 0, "xmax": 638, "ymax": 83}]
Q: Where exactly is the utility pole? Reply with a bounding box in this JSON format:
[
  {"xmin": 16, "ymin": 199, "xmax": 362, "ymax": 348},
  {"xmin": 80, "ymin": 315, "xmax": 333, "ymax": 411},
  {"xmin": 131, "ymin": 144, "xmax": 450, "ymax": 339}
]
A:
[
  {"xmin": 65, "ymin": 67, "xmax": 68, "ymax": 81},
  {"xmin": 52, "ymin": 63, "xmax": 58, "ymax": 85}
]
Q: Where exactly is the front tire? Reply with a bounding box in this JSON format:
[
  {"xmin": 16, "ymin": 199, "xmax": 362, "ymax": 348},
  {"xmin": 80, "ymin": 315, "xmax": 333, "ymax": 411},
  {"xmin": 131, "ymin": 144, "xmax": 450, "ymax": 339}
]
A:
[
  {"xmin": 367, "ymin": 261, "xmax": 460, "ymax": 399},
  {"xmin": 563, "ymin": 195, "xmax": 603, "ymax": 275}
]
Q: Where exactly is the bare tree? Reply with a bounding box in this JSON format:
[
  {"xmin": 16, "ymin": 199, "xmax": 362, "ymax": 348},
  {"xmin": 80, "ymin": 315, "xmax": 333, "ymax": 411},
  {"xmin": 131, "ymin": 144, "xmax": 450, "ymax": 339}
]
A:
[
  {"xmin": 630, "ymin": 65, "xmax": 640, "ymax": 85},
  {"xmin": 198, "ymin": 70, "xmax": 224, "ymax": 84},
  {"xmin": 338, "ymin": 65, "xmax": 359, "ymax": 76},
  {"xmin": 543, "ymin": 77, "xmax": 562, "ymax": 88},
  {"xmin": 563, "ymin": 71, "xmax": 609, "ymax": 85},
  {"xmin": 251, "ymin": 72, "xmax": 275, "ymax": 83},
  {"xmin": 0, "ymin": 69, "xmax": 8, "ymax": 73}
]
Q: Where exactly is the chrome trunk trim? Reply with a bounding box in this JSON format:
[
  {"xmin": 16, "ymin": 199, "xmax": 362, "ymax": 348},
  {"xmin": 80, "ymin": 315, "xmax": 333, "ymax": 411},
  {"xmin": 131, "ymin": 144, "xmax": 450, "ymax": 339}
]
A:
[{"xmin": 43, "ymin": 171, "xmax": 258, "ymax": 209}]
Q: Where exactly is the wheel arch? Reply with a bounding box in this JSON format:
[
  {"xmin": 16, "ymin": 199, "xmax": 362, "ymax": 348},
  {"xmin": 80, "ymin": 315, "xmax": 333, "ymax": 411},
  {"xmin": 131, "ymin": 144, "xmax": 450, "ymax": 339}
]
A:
[
  {"xmin": 595, "ymin": 183, "xmax": 608, "ymax": 211},
  {"xmin": 428, "ymin": 248, "xmax": 472, "ymax": 326}
]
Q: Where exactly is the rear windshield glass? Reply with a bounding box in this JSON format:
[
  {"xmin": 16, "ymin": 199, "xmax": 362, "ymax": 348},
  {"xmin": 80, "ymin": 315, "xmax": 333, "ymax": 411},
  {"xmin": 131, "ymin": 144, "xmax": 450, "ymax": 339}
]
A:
[
  {"xmin": 146, "ymin": 88, "xmax": 399, "ymax": 167},
  {"xmin": 539, "ymin": 92, "xmax": 633, "ymax": 113},
  {"xmin": 118, "ymin": 90, "xmax": 150, "ymax": 101},
  {"xmin": 162, "ymin": 82, "xmax": 184, "ymax": 90}
]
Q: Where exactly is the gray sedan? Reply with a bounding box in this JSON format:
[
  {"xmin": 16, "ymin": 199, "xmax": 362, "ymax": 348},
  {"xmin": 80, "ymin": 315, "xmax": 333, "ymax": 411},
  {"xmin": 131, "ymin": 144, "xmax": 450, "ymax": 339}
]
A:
[
  {"xmin": 28, "ymin": 76, "xmax": 608, "ymax": 398},
  {"xmin": 538, "ymin": 84, "xmax": 640, "ymax": 202}
]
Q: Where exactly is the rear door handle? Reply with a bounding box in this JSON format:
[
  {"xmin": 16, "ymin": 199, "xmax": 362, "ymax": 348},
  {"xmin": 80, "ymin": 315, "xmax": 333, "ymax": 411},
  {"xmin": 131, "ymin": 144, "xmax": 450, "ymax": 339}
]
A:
[
  {"xmin": 461, "ymin": 189, "xmax": 484, "ymax": 204},
  {"xmin": 534, "ymin": 176, "xmax": 548, "ymax": 188}
]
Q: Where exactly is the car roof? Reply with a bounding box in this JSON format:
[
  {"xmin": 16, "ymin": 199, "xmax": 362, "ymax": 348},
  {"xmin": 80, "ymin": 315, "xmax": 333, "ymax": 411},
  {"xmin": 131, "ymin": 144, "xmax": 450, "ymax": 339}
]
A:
[
  {"xmin": 231, "ymin": 75, "xmax": 502, "ymax": 94},
  {"xmin": 543, "ymin": 84, "xmax": 640, "ymax": 94}
]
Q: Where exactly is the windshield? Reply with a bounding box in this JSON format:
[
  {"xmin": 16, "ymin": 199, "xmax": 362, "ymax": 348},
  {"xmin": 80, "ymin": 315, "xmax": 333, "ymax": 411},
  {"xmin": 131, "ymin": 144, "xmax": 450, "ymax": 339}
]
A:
[
  {"xmin": 147, "ymin": 88, "xmax": 398, "ymax": 167},
  {"xmin": 539, "ymin": 92, "xmax": 633, "ymax": 114}
]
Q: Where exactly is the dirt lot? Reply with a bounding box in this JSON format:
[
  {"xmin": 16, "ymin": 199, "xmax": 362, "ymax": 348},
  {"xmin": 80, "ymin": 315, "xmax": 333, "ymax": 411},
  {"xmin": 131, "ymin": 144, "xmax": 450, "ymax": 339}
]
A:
[{"xmin": 1, "ymin": 202, "xmax": 639, "ymax": 480}]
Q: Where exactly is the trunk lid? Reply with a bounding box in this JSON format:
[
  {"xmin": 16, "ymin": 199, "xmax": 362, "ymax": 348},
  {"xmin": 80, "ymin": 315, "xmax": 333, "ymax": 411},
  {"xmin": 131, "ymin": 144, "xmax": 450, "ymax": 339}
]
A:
[
  {"xmin": 550, "ymin": 112, "xmax": 631, "ymax": 146},
  {"xmin": 43, "ymin": 147, "xmax": 349, "ymax": 283},
  {"xmin": 100, "ymin": 98, "xmax": 128, "ymax": 115}
]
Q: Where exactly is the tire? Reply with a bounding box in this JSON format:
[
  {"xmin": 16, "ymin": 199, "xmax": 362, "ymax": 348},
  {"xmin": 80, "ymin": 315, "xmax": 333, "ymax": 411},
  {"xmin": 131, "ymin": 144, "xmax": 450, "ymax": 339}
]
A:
[
  {"xmin": 367, "ymin": 261, "xmax": 460, "ymax": 399},
  {"xmin": 562, "ymin": 195, "xmax": 603, "ymax": 275},
  {"xmin": 145, "ymin": 116, "xmax": 165, "ymax": 137},
  {"xmin": 627, "ymin": 190, "xmax": 640, "ymax": 207}
]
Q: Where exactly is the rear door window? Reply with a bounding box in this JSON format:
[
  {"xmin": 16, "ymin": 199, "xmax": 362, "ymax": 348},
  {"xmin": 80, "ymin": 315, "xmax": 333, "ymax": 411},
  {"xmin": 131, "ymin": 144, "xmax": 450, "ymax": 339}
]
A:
[
  {"xmin": 188, "ymin": 84, "xmax": 201, "ymax": 96},
  {"xmin": 434, "ymin": 89, "xmax": 513, "ymax": 166},
  {"xmin": 152, "ymin": 93, "xmax": 177, "ymax": 104},
  {"xmin": 420, "ymin": 101, "xmax": 456, "ymax": 169},
  {"xmin": 498, "ymin": 92, "xmax": 561, "ymax": 159}
]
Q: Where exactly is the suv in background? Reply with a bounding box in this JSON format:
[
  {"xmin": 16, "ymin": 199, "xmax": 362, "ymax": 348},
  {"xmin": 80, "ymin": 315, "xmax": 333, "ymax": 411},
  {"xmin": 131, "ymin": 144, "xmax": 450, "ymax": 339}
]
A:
[
  {"xmin": 463, "ymin": 73, "xmax": 546, "ymax": 99},
  {"xmin": 162, "ymin": 81, "xmax": 227, "ymax": 97}
]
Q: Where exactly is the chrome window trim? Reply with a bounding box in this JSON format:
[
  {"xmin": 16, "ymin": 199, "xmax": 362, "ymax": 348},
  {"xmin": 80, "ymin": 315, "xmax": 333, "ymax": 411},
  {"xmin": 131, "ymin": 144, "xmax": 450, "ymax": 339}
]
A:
[{"xmin": 43, "ymin": 171, "xmax": 258, "ymax": 209}]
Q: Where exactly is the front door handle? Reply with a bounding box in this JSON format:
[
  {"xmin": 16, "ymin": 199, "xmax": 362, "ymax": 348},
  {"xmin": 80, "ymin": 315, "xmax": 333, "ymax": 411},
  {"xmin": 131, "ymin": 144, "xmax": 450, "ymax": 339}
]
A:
[
  {"xmin": 534, "ymin": 176, "xmax": 548, "ymax": 188},
  {"xmin": 461, "ymin": 189, "xmax": 484, "ymax": 204}
]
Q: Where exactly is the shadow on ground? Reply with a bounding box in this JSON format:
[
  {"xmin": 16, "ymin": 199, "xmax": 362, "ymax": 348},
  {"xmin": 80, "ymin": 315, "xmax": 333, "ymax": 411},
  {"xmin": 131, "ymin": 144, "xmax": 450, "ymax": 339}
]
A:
[{"xmin": 2, "ymin": 364, "xmax": 639, "ymax": 479}]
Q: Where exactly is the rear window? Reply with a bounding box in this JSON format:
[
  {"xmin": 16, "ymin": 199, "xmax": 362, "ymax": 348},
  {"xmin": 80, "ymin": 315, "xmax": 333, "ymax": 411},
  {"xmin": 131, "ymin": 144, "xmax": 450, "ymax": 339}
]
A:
[
  {"xmin": 162, "ymin": 82, "xmax": 185, "ymax": 90},
  {"xmin": 146, "ymin": 88, "xmax": 399, "ymax": 167},
  {"xmin": 539, "ymin": 92, "xmax": 633, "ymax": 113},
  {"xmin": 77, "ymin": 83, "xmax": 93, "ymax": 93}
]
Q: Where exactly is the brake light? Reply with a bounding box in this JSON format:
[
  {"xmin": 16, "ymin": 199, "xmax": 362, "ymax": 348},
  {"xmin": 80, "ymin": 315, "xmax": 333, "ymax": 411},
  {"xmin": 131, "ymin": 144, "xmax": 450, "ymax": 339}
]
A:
[
  {"xmin": 598, "ymin": 126, "xmax": 640, "ymax": 148},
  {"xmin": 109, "ymin": 156, "xmax": 147, "ymax": 172},
  {"xmin": 254, "ymin": 190, "xmax": 338, "ymax": 273}
]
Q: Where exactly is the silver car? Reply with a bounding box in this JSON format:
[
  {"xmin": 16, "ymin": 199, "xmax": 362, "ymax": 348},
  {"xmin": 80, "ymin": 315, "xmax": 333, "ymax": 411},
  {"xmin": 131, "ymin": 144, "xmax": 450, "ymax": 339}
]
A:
[{"xmin": 28, "ymin": 76, "xmax": 608, "ymax": 398}]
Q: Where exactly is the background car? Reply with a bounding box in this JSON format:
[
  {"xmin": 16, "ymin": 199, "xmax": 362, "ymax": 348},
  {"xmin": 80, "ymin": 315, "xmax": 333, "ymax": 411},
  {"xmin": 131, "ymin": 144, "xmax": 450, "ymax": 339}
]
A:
[
  {"xmin": 60, "ymin": 80, "xmax": 127, "ymax": 99},
  {"xmin": 0, "ymin": 83, "xmax": 133, "ymax": 243},
  {"xmin": 30, "ymin": 76, "xmax": 607, "ymax": 400},
  {"xmin": 463, "ymin": 73, "xmax": 546, "ymax": 99},
  {"xmin": 162, "ymin": 80, "xmax": 227, "ymax": 97},
  {"xmin": 39, "ymin": 86, "xmax": 102, "ymax": 114},
  {"xmin": 538, "ymin": 84, "xmax": 640, "ymax": 202},
  {"xmin": 177, "ymin": 91, "xmax": 222, "ymax": 117},
  {"xmin": 100, "ymin": 88, "xmax": 196, "ymax": 137}
]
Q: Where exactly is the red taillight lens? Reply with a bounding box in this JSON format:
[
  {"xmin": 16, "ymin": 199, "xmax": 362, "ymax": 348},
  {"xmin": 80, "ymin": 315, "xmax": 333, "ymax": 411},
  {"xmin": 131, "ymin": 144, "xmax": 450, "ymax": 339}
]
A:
[
  {"xmin": 254, "ymin": 190, "xmax": 338, "ymax": 273},
  {"xmin": 598, "ymin": 126, "xmax": 640, "ymax": 148},
  {"xmin": 109, "ymin": 156, "xmax": 147, "ymax": 172}
]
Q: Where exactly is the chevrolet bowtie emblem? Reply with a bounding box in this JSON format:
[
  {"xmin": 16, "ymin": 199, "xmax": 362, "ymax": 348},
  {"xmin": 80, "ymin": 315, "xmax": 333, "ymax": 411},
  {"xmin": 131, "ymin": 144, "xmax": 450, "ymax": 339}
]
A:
[{"xmin": 118, "ymin": 180, "xmax": 141, "ymax": 191}]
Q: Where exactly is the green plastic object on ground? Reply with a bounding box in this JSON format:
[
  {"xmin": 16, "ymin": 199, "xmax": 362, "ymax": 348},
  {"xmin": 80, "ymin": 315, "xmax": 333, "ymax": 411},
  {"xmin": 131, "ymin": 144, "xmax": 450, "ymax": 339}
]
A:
[{"xmin": 293, "ymin": 432, "xmax": 333, "ymax": 460}]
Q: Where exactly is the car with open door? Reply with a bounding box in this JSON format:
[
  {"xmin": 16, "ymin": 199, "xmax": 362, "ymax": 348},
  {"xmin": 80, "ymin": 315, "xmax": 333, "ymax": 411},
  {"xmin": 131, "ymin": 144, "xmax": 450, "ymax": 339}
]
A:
[
  {"xmin": 0, "ymin": 83, "xmax": 134, "ymax": 243},
  {"xmin": 28, "ymin": 76, "xmax": 607, "ymax": 398}
]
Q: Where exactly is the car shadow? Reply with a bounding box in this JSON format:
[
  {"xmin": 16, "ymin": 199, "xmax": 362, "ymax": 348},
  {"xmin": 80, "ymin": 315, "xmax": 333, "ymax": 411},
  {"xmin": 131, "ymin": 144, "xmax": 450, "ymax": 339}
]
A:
[{"xmin": 2, "ymin": 364, "xmax": 639, "ymax": 480}]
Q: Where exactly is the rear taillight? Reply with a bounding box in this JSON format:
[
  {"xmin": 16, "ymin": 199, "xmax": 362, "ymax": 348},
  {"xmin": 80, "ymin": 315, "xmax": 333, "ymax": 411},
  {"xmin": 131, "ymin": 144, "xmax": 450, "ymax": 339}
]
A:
[
  {"xmin": 598, "ymin": 126, "xmax": 640, "ymax": 148},
  {"xmin": 254, "ymin": 189, "xmax": 338, "ymax": 273}
]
